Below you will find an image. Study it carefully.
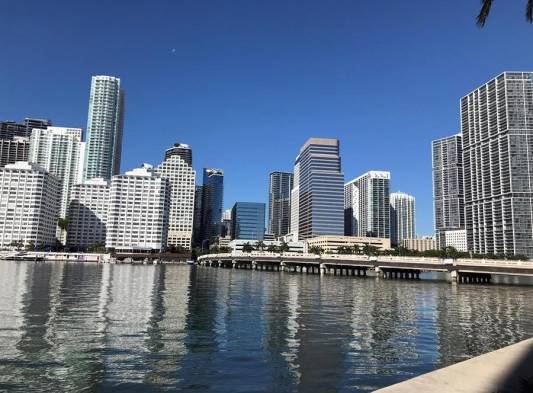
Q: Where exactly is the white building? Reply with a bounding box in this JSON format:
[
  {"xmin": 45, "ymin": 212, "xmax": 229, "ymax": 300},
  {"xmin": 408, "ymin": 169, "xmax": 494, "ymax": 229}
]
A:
[
  {"xmin": 106, "ymin": 164, "xmax": 170, "ymax": 252},
  {"xmin": 402, "ymin": 237, "xmax": 437, "ymax": 252},
  {"xmin": 29, "ymin": 126, "xmax": 85, "ymax": 218},
  {"xmin": 67, "ymin": 178, "xmax": 110, "ymax": 250},
  {"xmin": 0, "ymin": 162, "xmax": 60, "ymax": 248},
  {"xmin": 84, "ymin": 75, "xmax": 124, "ymax": 181},
  {"xmin": 155, "ymin": 144, "xmax": 196, "ymax": 250},
  {"xmin": 390, "ymin": 192, "xmax": 416, "ymax": 247},
  {"xmin": 444, "ymin": 229, "xmax": 468, "ymax": 252},
  {"xmin": 345, "ymin": 171, "xmax": 390, "ymax": 239},
  {"xmin": 227, "ymin": 239, "xmax": 307, "ymax": 254}
]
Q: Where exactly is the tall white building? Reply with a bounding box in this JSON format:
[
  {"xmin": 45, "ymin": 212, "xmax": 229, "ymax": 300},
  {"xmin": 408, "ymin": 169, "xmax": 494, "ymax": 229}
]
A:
[
  {"xmin": 289, "ymin": 161, "xmax": 300, "ymax": 240},
  {"xmin": 390, "ymin": 192, "xmax": 416, "ymax": 247},
  {"xmin": 84, "ymin": 75, "xmax": 124, "ymax": 181},
  {"xmin": 155, "ymin": 143, "xmax": 196, "ymax": 250},
  {"xmin": 106, "ymin": 164, "xmax": 170, "ymax": 252},
  {"xmin": 28, "ymin": 126, "xmax": 85, "ymax": 217},
  {"xmin": 461, "ymin": 72, "xmax": 533, "ymax": 257},
  {"xmin": 345, "ymin": 171, "xmax": 390, "ymax": 239},
  {"xmin": 67, "ymin": 178, "xmax": 110, "ymax": 250},
  {"xmin": 0, "ymin": 162, "xmax": 60, "ymax": 248}
]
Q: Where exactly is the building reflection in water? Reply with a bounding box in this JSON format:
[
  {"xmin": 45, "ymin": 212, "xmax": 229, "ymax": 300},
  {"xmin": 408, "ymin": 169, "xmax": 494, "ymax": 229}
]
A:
[{"xmin": 0, "ymin": 262, "xmax": 533, "ymax": 392}]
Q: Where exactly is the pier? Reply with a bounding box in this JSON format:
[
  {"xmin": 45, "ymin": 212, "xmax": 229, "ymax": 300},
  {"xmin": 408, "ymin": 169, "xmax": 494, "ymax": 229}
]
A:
[{"xmin": 197, "ymin": 252, "xmax": 533, "ymax": 283}]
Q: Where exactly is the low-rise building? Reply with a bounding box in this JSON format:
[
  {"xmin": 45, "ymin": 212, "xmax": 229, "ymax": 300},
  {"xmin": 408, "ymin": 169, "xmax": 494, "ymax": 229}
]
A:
[
  {"xmin": 402, "ymin": 237, "xmax": 437, "ymax": 252},
  {"xmin": 306, "ymin": 235, "xmax": 391, "ymax": 253},
  {"xmin": 0, "ymin": 162, "xmax": 60, "ymax": 248},
  {"xmin": 443, "ymin": 229, "xmax": 468, "ymax": 252},
  {"xmin": 228, "ymin": 239, "xmax": 307, "ymax": 254}
]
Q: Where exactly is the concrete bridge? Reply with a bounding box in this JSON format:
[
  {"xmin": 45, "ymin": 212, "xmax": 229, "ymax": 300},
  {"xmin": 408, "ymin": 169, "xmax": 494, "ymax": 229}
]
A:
[{"xmin": 197, "ymin": 252, "xmax": 533, "ymax": 283}]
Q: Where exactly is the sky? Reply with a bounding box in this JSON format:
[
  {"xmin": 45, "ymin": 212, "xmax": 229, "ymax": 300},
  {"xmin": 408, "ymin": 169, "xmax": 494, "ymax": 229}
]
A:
[{"xmin": 1, "ymin": 0, "xmax": 533, "ymax": 235}]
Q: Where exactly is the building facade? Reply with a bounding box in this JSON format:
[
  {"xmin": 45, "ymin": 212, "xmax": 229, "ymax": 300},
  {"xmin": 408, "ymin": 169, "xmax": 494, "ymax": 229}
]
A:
[
  {"xmin": 67, "ymin": 178, "xmax": 110, "ymax": 250},
  {"xmin": 155, "ymin": 143, "xmax": 196, "ymax": 250},
  {"xmin": 29, "ymin": 126, "xmax": 85, "ymax": 217},
  {"xmin": 0, "ymin": 118, "xmax": 51, "ymax": 139},
  {"xmin": 199, "ymin": 168, "xmax": 224, "ymax": 246},
  {"xmin": 0, "ymin": 137, "xmax": 29, "ymax": 167},
  {"xmin": 106, "ymin": 164, "xmax": 169, "ymax": 252},
  {"xmin": 461, "ymin": 72, "xmax": 533, "ymax": 257},
  {"xmin": 0, "ymin": 162, "xmax": 60, "ymax": 248},
  {"xmin": 402, "ymin": 237, "xmax": 437, "ymax": 252},
  {"xmin": 306, "ymin": 235, "xmax": 391, "ymax": 254},
  {"xmin": 231, "ymin": 202, "xmax": 265, "ymax": 240},
  {"xmin": 345, "ymin": 171, "xmax": 390, "ymax": 239},
  {"xmin": 83, "ymin": 75, "xmax": 124, "ymax": 181},
  {"xmin": 432, "ymin": 134, "xmax": 465, "ymax": 249},
  {"xmin": 390, "ymin": 192, "xmax": 416, "ymax": 247},
  {"xmin": 268, "ymin": 171, "xmax": 293, "ymax": 238},
  {"xmin": 292, "ymin": 138, "xmax": 344, "ymax": 240},
  {"xmin": 192, "ymin": 185, "xmax": 204, "ymax": 245},
  {"xmin": 444, "ymin": 229, "xmax": 468, "ymax": 252}
]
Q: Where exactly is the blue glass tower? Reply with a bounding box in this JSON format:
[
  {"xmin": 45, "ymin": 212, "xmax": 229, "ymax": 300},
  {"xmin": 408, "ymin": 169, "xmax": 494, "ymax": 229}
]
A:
[
  {"xmin": 200, "ymin": 168, "xmax": 224, "ymax": 246},
  {"xmin": 231, "ymin": 202, "xmax": 265, "ymax": 240}
]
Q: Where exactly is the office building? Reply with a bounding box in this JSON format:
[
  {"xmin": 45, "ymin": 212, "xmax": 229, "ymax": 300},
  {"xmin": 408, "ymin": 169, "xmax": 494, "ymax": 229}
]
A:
[
  {"xmin": 402, "ymin": 237, "xmax": 437, "ymax": 252},
  {"xmin": 291, "ymin": 138, "xmax": 344, "ymax": 240},
  {"xmin": 443, "ymin": 229, "xmax": 468, "ymax": 252},
  {"xmin": 0, "ymin": 137, "xmax": 29, "ymax": 167},
  {"xmin": 192, "ymin": 185, "xmax": 203, "ymax": 246},
  {"xmin": 155, "ymin": 143, "xmax": 196, "ymax": 249},
  {"xmin": 83, "ymin": 75, "xmax": 124, "ymax": 181},
  {"xmin": 432, "ymin": 134, "xmax": 465, "ymax": 249},
  {"xmin": 0, "ymin": 162, "xmax": 60, "ymax": 248},
  {"xmin": 29, "ymin": 126, "xmax": 85, "ymax": 218},
  {"xmin": 345, "ymin": 171, "xmax": 390, "ymax": 238},
  {"xmin": 67, "ymin": 178, "xmax": 109, "ymax": 250},
  {"xmin": 228, "ymin": 239, "xmax": 307, "ymax": 254},
  {"xmin": 390, "ymin": 192, "xmax": 416, "ymax": 247},
  {"xmin": 199, "ymin": 168, "xmax": 224, "ymax": 246},
  {"xmin": 231, "ymin": 202, "xmax": 265, "ymax": 240},
  {"xmin": 106, "ymin": 164, "xmax": 170, "ymax": 252},
  {"xmin": 461, "ymin": 72, "xmax": 533, "ymax": 257},
  {"xmin": 268, "ymin": 171, "xmax": 293, "ymax": 237},
  {"xmin": 306, "ymin": 235, "xmax": 391, "ymax": 254}
]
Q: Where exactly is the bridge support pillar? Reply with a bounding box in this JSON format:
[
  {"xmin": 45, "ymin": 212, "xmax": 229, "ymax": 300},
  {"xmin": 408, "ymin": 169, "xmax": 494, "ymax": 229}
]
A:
[
  {"xmin": 320, "ymin": 263, "xmax": 326, "ymax": 275},
  {"xmin": 450, "ymin": 270, "xmax": 458, "ymax": 282},
  {"xmin": 375, "ymin": 266, "xmax": 383, "ymax": 278},
  {"xmin": 232, "ymin": 260, "xmax": 237, "ymax": 269},
  {"xmin": 218, "ymin": 260, "xmax": 222, "ymax": 268}
]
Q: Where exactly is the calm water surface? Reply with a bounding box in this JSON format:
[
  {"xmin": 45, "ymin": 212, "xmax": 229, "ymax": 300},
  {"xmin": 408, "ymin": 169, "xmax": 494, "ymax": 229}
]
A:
[{"xmin": 0, "ymin": 261, "xmax": 533, "ymax": 392}]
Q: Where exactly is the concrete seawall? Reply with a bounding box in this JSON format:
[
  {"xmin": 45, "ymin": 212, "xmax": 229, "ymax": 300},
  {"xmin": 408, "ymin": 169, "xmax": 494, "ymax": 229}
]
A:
[{"xmin": 375, "ymin": 338, "xmax": 533, "ymax": 392}]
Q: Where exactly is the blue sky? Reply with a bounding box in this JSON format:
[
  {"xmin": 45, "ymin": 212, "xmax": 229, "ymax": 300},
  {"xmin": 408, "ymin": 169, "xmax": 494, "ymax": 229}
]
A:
[{"xmin": 1, "ymin": 0, "xmax": 532, "ymax": 235}]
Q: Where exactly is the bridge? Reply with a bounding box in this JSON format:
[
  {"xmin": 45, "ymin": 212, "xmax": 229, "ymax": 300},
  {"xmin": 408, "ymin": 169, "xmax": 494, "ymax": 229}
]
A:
[{"xmin": 197, "ymin": 252, "xmax": 533, "ymax": 283}]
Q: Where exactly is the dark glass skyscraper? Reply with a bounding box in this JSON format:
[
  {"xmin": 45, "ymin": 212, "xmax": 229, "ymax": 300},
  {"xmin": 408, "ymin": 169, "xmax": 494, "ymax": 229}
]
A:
[
  {"xmin": 268, "ymin": 172, "xmax": 293, "ymax": 237},
  {"xmin": 231, "ymin": 202, "xmax": 265, "ymax": 240},
  {"xmin": 200, "ymin": 168, "xmax": 224, "ymax": 246},
  {"xmin": 293, "ymin": 138, "xmax": 344, "ymax": 240}
]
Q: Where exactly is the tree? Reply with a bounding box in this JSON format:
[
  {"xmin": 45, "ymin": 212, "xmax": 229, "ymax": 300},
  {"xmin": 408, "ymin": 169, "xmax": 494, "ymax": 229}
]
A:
[
  {"xmin": 362, "ymin": 244, "xmax": 379, "ymax": 256},
  {"xmin": 242, "ymin": 242, "xmax": 254, "ymax": 253},
  {"xmin": 477, "ymin": 0, "xmax": 533, "ymax": 27},
  {"xmin": 337, "ymin": 246, "xmax": 353, "ymax": 254},
  {"xmin": 57, "ymin": 218, "xmax": 68, "ymax": 231},
  {"xmin": 25, "ymin": 241, "xmax": 35, "ymax": 251},
  {"xmin": 309, "ymin": 246, "xmax": 324, "ymax": 255},
  {"xmin": 266, "ymin": 244, "xmax": 279, "ymax": 253},
  {"xmin": 255, "ymin": 240, "xmax": 265, "ymax": 251},
  {"xmin": 279, "ymin": 241, "xmax": 290, "ymax": 254}
]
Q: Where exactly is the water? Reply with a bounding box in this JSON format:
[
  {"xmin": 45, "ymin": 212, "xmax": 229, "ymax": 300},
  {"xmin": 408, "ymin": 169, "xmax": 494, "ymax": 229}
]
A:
[{"xmin": 1, "ymin": 261, "xmax": 533, "ymax": 392}]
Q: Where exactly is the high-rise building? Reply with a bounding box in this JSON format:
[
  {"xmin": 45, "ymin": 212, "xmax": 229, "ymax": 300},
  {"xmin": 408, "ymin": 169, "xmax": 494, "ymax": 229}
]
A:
[
  {"xmin": 106, "ymin": 164, "xmax": 169, "ymax": 252},
  {"xmin": 432, "ymin": 134, "xmax": 465, "ymax": 249},
  {"xmin": 231, "ymin": 202, "xmax": 266, "ymax": 240},
  {"xmin": 221, "ymin": 208, "xmax": 232, "ymax": 238},
  {"xmin": 199, "ymin": 168, "xmax": 224, "ymax": 246},
  {"xmin": 67, "ymin": 178, "xmax": 110, "ymax": 250},
  {"xmin": 268, "ymin": 171, "xmax": 293, "ymax": 237},
  {"xmin": 291, "ymin": 138, "xmax": 344, "ymax": 240},
  {"xmin": 29, "ymin": 126, "xmax": 85, "ymax": 217},
  {"xmin": 461, "ymin": 72, "xmax": 533, "ymax": 257},
  {"xmin": 345, "ymin": 171, "xmax": 390, "ymax": 238},
  {"xmin": 0, "ymin": 137, "xmax": 29, "ymax": 167},
  {"xmin": 155, "ymin": 143, "xmax": 196, "ymax": 250},
  {"xmin": 0, "ymin": 162, "xmax": 60, "ymax": 248},
  {"xmin": 0, "ymin": 118, "xmax": 51, "ymax": 167},
  {"xmin": 390, "ymin": 192, "xmax": 416, "ymax": 247},
  {"xmin": 290, "ymin": 162, "xmax": 300, "ymax": 240},
  {"xmin": 83, "ymin": 75, "xmax": 124, "ymax": 181},
  {"xmin": 192, "ymin": 185, "xmax": 204, "ymax": 246}
]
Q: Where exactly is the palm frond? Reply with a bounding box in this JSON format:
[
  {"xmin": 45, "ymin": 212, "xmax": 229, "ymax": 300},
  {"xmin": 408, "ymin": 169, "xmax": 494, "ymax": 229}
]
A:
[
  {"xmin": 477, "ymin": 0, "xmax": 493, "ymax": 27},
  {"xmin": 526, "ymin": 0, "xmax": 533, "ymax": 22}
]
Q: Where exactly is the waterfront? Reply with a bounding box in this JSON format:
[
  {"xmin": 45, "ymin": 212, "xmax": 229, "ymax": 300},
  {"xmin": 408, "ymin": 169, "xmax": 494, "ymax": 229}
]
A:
[{"xmin": 1, "ymin": 262, "xmax": 533, "ymax": 392}]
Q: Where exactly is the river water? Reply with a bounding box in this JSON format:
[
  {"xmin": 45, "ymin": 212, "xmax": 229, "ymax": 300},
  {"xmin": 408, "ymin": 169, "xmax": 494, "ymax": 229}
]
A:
[{"xmin": 0, "ymin": 261, "xmax": 532, "ymax": 392}]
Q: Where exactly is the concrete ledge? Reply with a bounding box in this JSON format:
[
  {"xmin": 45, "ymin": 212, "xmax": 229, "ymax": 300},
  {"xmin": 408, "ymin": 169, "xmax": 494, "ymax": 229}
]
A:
[{"xmin": 375, "ymin": 338, "xmax": 533, "ymax": 393}]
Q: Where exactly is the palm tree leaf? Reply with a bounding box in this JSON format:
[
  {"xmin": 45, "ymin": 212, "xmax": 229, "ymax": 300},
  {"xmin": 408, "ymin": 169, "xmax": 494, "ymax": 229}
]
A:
[
  {"xmin": 527, "ymin": 0, "xmax": 533, "ymax": 22},
  {"xmin": 477, "ymin": 0, "xmax": 493, "ymax": 27}
]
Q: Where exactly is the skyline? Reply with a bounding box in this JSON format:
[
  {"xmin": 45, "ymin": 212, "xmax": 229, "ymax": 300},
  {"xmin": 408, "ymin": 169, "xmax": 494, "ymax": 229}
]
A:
[{"xmin": 2, "ymin": 1, "xmax": 533, "ymax": 235}]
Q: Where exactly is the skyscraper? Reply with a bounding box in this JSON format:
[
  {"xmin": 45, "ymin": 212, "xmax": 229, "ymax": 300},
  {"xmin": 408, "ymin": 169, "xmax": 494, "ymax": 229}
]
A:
[
  {"xmin": 28, "ymin": 126, "xmax": 85, "ymax": 217},
  {"xmin": 432, "ymin": 134, "xmax": 466, "ymax": 250},
  {"xmin": 200, "ymin": 168, "xmax": 224, "ymax": 246},
  {"xmin": 292, "ymin": 138, "xmax": 344, "ymax": 240},
  {"xmin": 231, "ymin": 202, "xmax": 266, "ymax": 240},
  {"xmin": 268, "ymin": 171, "xmax": 293, "ymax": 238},
  {"xmin": 155, "ymin": 143, "xmax": 196, "ymax": 250},
  {"xmin": 390, "ymin": 192, "xmax": 416, "ymax": 247},
  {"xmin": 345, "ymin": 171, "xmax": 390, "ymax": 238},
  {"xmin": 0, "ymin": 118, "xmax": 51, "ymax": 139},
  {"xmin": 83, "ymin": 75, "xmax": 124, "ymax": 181},
  {"xmin": 0, "ymin": 118, "xmax": 51, "ymax": 167},
  {"xmin": 461, "ymin": 72, "xmax": 533, "ymax": 257},
  {"xmin": 192, "ymin": 185, "xmax": 204, "ymax": 246}
]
